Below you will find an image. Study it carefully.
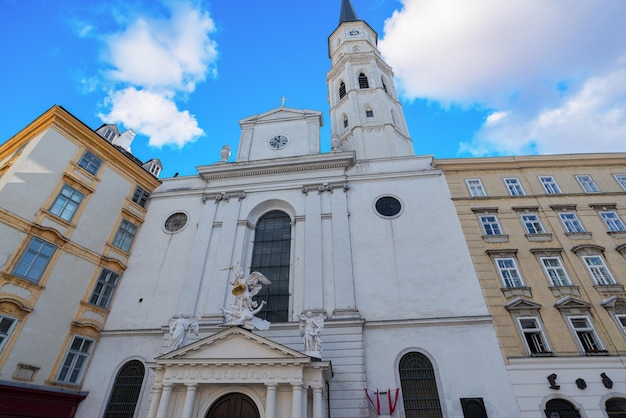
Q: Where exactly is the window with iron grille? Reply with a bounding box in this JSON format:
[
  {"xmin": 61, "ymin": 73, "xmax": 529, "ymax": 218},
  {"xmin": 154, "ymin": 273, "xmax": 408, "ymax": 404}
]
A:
[
  {"xmin": 358, "ymin": 73, "xmax": 369, "ymax": 89},
  {"xmin": 112, "ymin": 219, "xmax": 138, "ymax": 252},
  {"xmin": 89, "ymin": 269, "xmax": 120, "ymax": 309},
  {"xmin": 12, "ymin": 237, "xmax": 56, "ymax": 283},
  {"xmin": 250, "ymin": 211, "xmax": 291, "ymax": 323},
  {"xmin": 339, "ymin": 82, "xmax": 346, "ymax": 99},
  {"xmin": 545, "ymin": 399, "xmax": 581, "ymax": 418},
  {"xmin": 77, "ymin": 151, "xmax": 102, "ymax": 175},
  {"xmin": 57, "ymin": 335, "xmax": 94, "ymax": 384},
  {"xmin": 103, "ymin": 360, "xmax": 145, "ymax": 418},
  {"xmin": 0, "ymin": 315, "xmax": 17, "ymax": 352},
  {"xmin": 50, "ymin": 184, "xmax": 84, "ymax": 221},
  {"xmin": 131, "ymin": 186, "xmax": 150, "ymax": 208},
  {"xmin": 399, "ymin": 352, "xmax": 443, "ymax": 418}
]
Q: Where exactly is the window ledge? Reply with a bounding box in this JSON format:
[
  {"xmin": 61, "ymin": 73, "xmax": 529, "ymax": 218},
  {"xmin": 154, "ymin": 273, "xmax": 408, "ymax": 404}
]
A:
[
  {"xmin": 608, "ymin": 231, "xmax": 626, "ymax": 239},
  {"xmin": 585, "ymin": 350, "xmax": 609, "ymax": 356},
  {"xmin": 593, "ymin": 284, "xmax": 625, "ymax": 294},
  {"xmin": 526, "ymin": 233, "xmax": 552, "ymax": 242},
  {"xmin": 565, "ymin": 232, "xmax": 592, "ymax": 240},
  {"xmin": 502, "ymin": 287, "xmax": 532, "ymax": 298},
  {"xmin": 483, "ymin": 234, "xmax": 509, "ymax": 243},
  {"xmin": 531, "ymin": 352, "xmax": 554, "ymax": 357},
  {"xmin": 549, "ymin": 285, "xmax": 580, "ymax": 298}
]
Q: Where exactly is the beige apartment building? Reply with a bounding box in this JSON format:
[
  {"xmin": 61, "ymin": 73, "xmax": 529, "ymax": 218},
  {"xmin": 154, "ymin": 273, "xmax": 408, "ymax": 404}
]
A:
[
  {"xmin": 0, "ymin": 106, "xmax": 161, "ymax": 417},
  {"xmin": 435, "ymin": 154, "xmax": 626, "ymax": 417}
]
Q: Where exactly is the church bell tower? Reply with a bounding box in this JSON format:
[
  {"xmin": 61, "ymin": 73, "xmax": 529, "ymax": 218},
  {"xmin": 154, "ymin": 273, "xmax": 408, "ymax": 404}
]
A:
[{"xmin": 327, "ymin": 0, "xmax": 414, "ymax": 160}]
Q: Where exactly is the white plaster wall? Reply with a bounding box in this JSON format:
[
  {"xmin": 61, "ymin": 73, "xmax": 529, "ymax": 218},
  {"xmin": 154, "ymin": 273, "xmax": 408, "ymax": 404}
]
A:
[
  {"xmin": 364, "ymin": 322, "xmax": 521, "ymax": 417},
  {"xmin": 0, "ymin": 129, "xmax": 74, "ymax": 218},
  {"xmin": 3, "ymin": 253, "xmax": 97, "ymax": 385}
]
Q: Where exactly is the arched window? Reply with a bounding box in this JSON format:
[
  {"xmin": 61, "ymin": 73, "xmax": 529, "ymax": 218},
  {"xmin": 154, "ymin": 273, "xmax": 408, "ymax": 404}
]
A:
[
  {"xmin": 358, "ymin": 73, "xmax": 369, "ymax": 89},
  {"xmin": 381, "ymin": 77, "xmax": 388, "ymax": 94},
  {"xmin": 399, "ymin": 352, "xmax": 442, "ymax": 418},
  {"xmin": 339, "ymin": 81, "xmax": 346, "ymax": 99},
  {"xmin": 607, "ymin": 397, "xmax": 626, "ymax": 417},
  {"xmin": 207, "ymin": 393, "xmax": 259, "ymax": 418},
  {"xmin": 343, "ymin": 115, "xmax": 349, "ymax": 129},
  {"xmin": 544, "ymin": 399, "xmax": 581, "ymax": 418},
  {"xmin": 366, "ymin": 107, "xmax": 374, "ymax": 118},
  {"xmin": 103, "ymin": 360, "xmax": 145, "ymax": 418},
  {"xmin": 250, "ymin": 211, "xmax": 291, "ymax": 323}
]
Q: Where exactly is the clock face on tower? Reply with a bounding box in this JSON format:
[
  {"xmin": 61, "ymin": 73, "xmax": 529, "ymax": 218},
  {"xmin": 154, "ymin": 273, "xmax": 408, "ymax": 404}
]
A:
[
  {"xmin": 345, "ymin": 28, "xmax": 364, "ymax": 38},
  {"xmin": 269, "ymin": 135, "xmax": 289, "ymax": 150}
]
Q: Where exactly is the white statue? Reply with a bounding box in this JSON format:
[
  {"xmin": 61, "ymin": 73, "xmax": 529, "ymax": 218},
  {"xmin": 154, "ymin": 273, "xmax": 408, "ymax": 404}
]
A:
[
  {"xmin": 167, "ymin": 313, "xmax": 199, "ymax": 352},
  {"xmin": 298, "ymin": 311, "xmax": 324, "ymax": 356},
  {"xmin": 220, "ymin": 263, "xmax": 272, "ymax": 330},
  {"xmin": 220, "ymin": 145, "xmax": 231, "ymax": 162}
]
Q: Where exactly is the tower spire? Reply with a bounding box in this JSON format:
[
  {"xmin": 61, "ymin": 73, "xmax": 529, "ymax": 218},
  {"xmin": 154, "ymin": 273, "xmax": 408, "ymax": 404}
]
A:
[{"xmin": 338, "ymin": 0, "xmax": 359, "ymax": 24}]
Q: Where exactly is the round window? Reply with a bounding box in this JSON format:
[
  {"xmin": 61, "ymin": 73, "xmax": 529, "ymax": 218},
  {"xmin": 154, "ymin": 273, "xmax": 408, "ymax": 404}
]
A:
[
  {"xmin": 375, "ymin": 196, "xmax": 402, "ymax": 217},
  {"xmin": 164, "ymin": 212, "xmax": 188, "ymax": 233}
]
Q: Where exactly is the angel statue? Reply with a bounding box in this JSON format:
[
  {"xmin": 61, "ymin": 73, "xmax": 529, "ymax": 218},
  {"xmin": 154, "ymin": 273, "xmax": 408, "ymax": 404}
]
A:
[
  {"xmin": 167, "ymin": 312, "xmax": 199, "ymax": 352},
  {"xmin": 220, "ymin": 263, "xmax": 272, "ymax": 331},
  {"xmin": 298, "ymin": 311, "xmax": 324, "ymax": 357}
]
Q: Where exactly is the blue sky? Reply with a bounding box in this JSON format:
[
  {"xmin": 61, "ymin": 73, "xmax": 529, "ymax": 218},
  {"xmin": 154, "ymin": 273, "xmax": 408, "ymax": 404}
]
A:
[{"xmin": 2, "ymin": 0, "xmax": 626, "ymax": 177}]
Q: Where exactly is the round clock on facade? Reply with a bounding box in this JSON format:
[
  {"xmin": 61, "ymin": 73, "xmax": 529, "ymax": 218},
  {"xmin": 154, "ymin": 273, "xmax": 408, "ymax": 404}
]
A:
[{"xmin": 269, "ymin": 135, "xmax": 289, "ymax": 150}]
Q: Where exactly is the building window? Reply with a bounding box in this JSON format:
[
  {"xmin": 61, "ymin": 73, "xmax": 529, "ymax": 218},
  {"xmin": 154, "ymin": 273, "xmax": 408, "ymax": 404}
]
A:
[
  {"xmin": 581, "ymin": 255, "xmax": 616, "ymax": 285},
  {"xmin": 479, "ymin": 215, "xmax": 503, "ymax": 235},
  {"xmin": 77, "ymin": 151, "xmax": 102, "ymax": 175},
  {"xmin": 521, "ymin": 214, "xmax": 545, "ymax": 234},
  {"xmin": 399, "ymin": 352, "xmax": 443, "ymax": 418},
  {"xmin": 339, "ymin": 81, "xmax": 346, "ymax": 99},
  {"xmin": 614, "ymin": 315, "xmax": 626, "ymax": 338},
  {"xmin": 112, "ymin": 219, "xmax": 138, "ymax": 252},
  {"xmin": 517, "ymin": 317, "xmax": 551, "ymax": 355},
  {"xmin": 545, "ymin": 399, "xmax": 581, "ymax": 418},
  {"xmin": 343, "ymin": 114, "xmax": 349, "ymax": 129},
  {"xmin": 375, "ymin": 196, "xmax": 402, "ymax": 217},
  {"xmin": 164, "ymin": 212, "xmax": 188, "ymax": 233},
  {"xmin": 540, "ymin": 257, "xmax": 571, "ymax": 286},
  {"xmin": 366, "ymin": 107, "xmax": 374, "ymax": 118},
  {"xmin": 559, "ymin": 212, "xmax": 585, "ymax": 233},
  {"xmin": 465, "ymin": 179, "xmax": 486, "ymax": 197},
  {"xmin": 250, "ymin": 211, "xmax": 291, "ymax": 323},
  {"xmin": 495, "ymin": 258, "xmax": 524, "ymax": 288},
  {"xmin": 89, "ymin": 269, "xmax": 120, "ymax": 309},
  {"xmin": 148, "ymin": 162, "xmax": 160, "ymax": 177},
  {"xmin": 539, "ymin": 176, "xmax": 561, "ymax": 194},
  {"xmin": 0, "ymin": 315, "xmax": 17, "ymax": 352},
  {"xmin": 504, "ymin": 177, "xmax": 525, "ymax": 196},
  {"xmin": 57, "ymin": 336, "xmax": 94, "ymax": 384},
  {"xmin": 131, "ymin": 186, "xmax": 150, "ymax": 208},
  {"xmin": 614, "ymin": 174, "xmax": 626, "ymax": 191},
  {"xmin": 12, "ymin": 237, "xmax": 56, "ymax": 283},
  {"xmin": 576, "ymin": 175, "xmax": 600, "ymax": 193},
  {"xmin": 606, "ymin": 398, "xmax": 626, "ymax": 418},
  {"xmin": 358, "ymin": 72, "xmax": 369, "ymax": 89},
  {"xmin": 103, "ymin": 360, "xmax": 145, "ymax": 418},
  {"xmin": 600, "ymin": 211, "xmax": 626, "ymax": 232},
  {"xmin": 381, "ymin": 77, "xmax": 388, "ymax": 94},
  {"xmin": 49, "ymin": 184, "xmax": 84, "ymax": 222},
  {"xmin": 568, "ymin": 315, "xmax": 605, "ymax": 354}
]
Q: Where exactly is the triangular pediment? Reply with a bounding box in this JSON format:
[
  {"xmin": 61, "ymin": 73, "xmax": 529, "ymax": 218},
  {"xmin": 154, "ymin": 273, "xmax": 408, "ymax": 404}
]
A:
[
  {"xmin": 239, "ymin": 107, "xmax": 322, "ymax": 125},
  {"xmin": 157, "ymin": 326, "xmax": 309, "ymax": 364},
  {"xmin": 505, "ymin": 297, "xmax": 542, "ymax": 311},
  {"xmin": 555, "ymin": 296, "xmax": 591, "ymax": 310}
]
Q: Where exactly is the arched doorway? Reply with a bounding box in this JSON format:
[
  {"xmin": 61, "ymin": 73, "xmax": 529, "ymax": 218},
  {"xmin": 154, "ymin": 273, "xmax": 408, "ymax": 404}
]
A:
[
  {"xmin": 607, "ymin": 397, "xmax": 626, "ymax": 417},
  {"xmin": 544, "ymin": 398, "xmax": 581, "ymax": 418},
  {"xmin": 206, "ymin": 393, "xmax": 259, "ymax": 418}
]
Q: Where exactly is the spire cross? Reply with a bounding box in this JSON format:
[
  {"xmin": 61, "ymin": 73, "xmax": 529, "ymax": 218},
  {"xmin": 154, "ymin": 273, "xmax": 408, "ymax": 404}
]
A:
[{"xmin": 280, "ymin": 96, "xmax": 289, "ymax": 107}]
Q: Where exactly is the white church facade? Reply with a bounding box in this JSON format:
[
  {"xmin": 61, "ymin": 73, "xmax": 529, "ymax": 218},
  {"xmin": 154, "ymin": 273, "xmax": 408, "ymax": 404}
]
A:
[{"xmin": 76, "ymin": 2, "xmax": 521, "ymax": 417}]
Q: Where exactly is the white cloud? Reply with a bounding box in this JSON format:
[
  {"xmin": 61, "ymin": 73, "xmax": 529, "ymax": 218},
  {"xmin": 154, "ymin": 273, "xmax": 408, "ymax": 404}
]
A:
[
  {"xmin": 100, "ymin": 87, "xmax": 204, "ymax": 149},
  {"xmin": 96, "ymin": 1, "xmax": 217, "ymax": 148},
  {"xmin": 380, "ymin": 0, "xmax": 626, "ymax": 156}
]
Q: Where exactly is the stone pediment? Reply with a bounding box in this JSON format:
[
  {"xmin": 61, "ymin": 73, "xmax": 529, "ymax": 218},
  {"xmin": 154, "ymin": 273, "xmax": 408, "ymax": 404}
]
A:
[
  {"xmin": 239, "ymin": 107, "xmax": 322, "ymax": 125},
  {"xmin": 554, "ymin": 296, "xmax": 591, "ymax": 310},
  {"xmin": 505, "ymin": 298, "xmax": 542, "ymax": 311},
  {"xmin": 157, "ymin": 326, "xmax": 309, "ymax": 365}
]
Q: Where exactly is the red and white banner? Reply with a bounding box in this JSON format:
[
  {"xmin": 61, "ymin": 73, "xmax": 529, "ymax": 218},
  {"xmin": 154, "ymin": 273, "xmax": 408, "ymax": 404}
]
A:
[{"xmin": 365, "ymin": 388, "xmax": 400, "ymax": 415}]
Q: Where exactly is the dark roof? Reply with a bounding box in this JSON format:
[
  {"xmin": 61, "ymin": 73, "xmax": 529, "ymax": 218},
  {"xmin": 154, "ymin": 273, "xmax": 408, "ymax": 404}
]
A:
[{"xmin": 338, "ymin": 0, "xmax": 359, "ymax": 24}]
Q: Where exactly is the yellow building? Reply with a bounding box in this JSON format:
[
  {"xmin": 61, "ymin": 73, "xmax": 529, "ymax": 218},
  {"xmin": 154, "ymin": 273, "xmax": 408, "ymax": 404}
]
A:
[
  {"xmin": 0, "ymin": 106, "xmax": 160, "ymax": 416},
  {"xmin": 435, "ymin": 154, "xmax": 626, "ymax": 417}
]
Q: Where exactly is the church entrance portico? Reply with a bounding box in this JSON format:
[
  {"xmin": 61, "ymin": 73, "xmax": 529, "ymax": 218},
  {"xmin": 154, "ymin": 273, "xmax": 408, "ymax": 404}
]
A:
[{"xmin": 146, "ymin": 327, "xmax": 331, "ymax": 418}]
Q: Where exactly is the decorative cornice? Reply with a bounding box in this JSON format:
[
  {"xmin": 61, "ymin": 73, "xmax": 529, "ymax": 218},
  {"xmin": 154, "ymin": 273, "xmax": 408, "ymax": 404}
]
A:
[
  {"xmin": 302, "ymin": 182, "xmax": 349, "ymax": 195},
  {"xmin": 202, "ymin": 191, "xmax": 246, "ymax": 204},
  {"xmin": 435, "ymin": 153, "xmax": 626, "ymax": 170}
]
